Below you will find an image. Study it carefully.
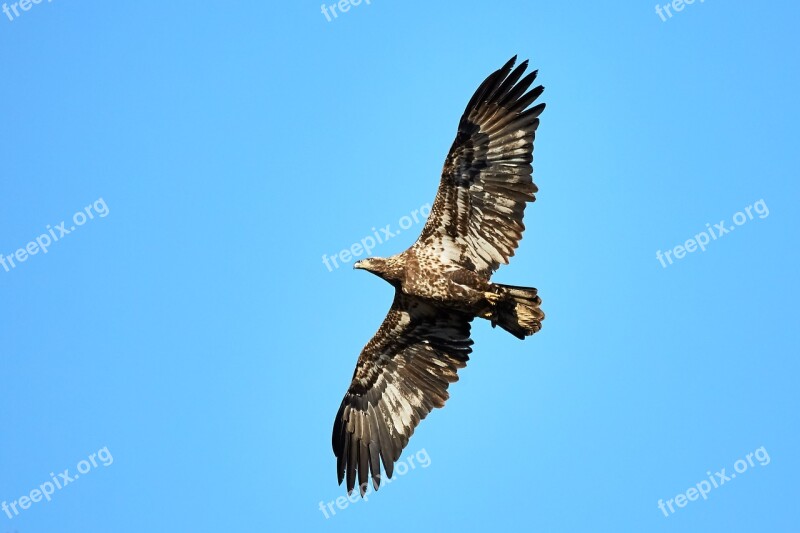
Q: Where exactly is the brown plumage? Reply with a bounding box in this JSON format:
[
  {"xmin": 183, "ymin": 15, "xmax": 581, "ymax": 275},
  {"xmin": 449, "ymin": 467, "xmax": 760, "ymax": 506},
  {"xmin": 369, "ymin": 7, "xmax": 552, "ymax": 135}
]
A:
[{"xmin": 332, "ymin": 56, "xmax": 546, "ymax": 496}]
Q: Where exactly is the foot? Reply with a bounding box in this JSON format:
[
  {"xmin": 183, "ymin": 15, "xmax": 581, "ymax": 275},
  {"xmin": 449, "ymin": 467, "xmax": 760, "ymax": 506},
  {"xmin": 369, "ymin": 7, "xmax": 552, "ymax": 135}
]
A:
[{"xmin": 484, "ymin": 291, "xmax": 502, "ymax": 304}]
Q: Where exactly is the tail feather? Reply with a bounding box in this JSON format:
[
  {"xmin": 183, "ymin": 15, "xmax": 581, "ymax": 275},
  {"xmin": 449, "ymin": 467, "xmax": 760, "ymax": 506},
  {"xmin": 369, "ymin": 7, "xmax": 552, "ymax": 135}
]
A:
[{"xmin": 490, "ymin": 283, "xmax": 544, "ymax": 339}]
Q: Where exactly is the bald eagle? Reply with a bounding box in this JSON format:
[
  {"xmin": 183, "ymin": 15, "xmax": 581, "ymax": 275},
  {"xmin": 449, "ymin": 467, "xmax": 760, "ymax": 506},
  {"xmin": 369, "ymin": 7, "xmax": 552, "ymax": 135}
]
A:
[{"xmin": 332, "ymin": 56, "xmax": 546, "ymax": 496}]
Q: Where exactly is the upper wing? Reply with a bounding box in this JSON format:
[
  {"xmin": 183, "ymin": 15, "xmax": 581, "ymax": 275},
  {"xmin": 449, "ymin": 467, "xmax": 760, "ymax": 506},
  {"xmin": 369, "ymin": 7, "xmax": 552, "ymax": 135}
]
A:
[
  {"xmin": 332, "ymin": 292, "xmax": 473, "ymax": 495},
  {"xmin": 415, "ymin": 56, "xmax": 545, "ymax": 277}
]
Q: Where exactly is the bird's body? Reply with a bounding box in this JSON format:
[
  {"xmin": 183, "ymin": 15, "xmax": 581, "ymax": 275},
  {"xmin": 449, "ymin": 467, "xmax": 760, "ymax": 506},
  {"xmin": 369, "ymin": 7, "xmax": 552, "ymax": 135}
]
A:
[
  {"xmin": 332, "ymin": 56, "xmax": 547, "ymax": 496},
  {"xmin": 356, "ymin": 252, "xmax": 490, "ymax": 312}
]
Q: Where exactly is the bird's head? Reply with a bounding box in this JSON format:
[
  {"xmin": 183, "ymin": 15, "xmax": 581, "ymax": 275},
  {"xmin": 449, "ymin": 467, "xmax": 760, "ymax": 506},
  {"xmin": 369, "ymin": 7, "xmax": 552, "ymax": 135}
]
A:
[
  {"xmin": 353, "ymin": 257, "xmax": 384, "ymax": 274},
  {"xmin": 354, "ymin": 256, "xmax": 402, "ymax": 285}
]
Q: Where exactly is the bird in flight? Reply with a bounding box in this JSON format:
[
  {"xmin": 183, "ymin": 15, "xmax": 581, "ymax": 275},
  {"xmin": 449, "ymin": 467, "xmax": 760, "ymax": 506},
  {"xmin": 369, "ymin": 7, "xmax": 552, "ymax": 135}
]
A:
[{"xmin": 332, "ymin": 56, "xmax": 546, "ymax": 496}]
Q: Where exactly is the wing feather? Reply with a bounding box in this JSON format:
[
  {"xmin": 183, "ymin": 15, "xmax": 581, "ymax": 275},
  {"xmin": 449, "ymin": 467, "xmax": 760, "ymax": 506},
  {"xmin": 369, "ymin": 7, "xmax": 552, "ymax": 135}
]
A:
[
  {"xmin": 415, "ymin": 56, "xmax": 545, "ymax": 277},
  {"xmin": 332, "ymin": 292, "xmax": 473, "ymax": 495}
]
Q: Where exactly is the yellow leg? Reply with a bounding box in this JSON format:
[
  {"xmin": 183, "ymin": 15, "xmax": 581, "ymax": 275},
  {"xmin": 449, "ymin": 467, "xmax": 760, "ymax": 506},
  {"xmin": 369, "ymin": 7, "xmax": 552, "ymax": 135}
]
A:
[{"xmin": 484, "ymin": 291, "xmax": 502, "ymax": 304}]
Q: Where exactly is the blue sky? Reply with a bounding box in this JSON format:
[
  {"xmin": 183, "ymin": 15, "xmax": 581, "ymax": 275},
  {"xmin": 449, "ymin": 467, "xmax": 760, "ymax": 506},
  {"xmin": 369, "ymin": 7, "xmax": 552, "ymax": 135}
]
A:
[{"xmin": 1, "ymin": 1, "xmax": 798, "ymax": 531}]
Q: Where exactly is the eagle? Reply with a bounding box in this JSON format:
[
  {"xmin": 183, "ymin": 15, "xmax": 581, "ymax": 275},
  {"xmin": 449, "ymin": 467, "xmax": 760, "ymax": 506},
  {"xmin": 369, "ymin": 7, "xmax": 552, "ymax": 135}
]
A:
[{"xmin": 332, "ymin": 56, "xmax": 546, "ymax": 496}]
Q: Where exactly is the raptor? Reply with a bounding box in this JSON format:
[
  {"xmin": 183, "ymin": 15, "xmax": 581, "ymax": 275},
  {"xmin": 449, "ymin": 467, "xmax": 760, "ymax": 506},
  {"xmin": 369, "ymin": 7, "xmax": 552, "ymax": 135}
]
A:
[{"xmin": 332, "ymin": 56, "xmax": 546, "ymax": 496}]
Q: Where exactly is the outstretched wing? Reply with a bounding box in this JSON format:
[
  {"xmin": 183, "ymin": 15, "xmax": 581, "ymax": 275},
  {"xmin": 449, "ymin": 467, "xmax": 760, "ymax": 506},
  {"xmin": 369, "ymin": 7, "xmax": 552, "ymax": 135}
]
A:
[
  {"xmin": 415, "ymin": 56, "xmax": 545, "ymax": 277},
  {"xmin": 332, "ymin": 292, "xmax": 473, "ymax": 495}
]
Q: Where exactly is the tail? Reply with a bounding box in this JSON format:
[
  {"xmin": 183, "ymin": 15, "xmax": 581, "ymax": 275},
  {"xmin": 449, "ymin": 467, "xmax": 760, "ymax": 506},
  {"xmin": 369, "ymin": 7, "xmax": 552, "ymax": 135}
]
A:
[{"xmin": 490, "ymin": 283, "xmax": 544, "ymax": 340}]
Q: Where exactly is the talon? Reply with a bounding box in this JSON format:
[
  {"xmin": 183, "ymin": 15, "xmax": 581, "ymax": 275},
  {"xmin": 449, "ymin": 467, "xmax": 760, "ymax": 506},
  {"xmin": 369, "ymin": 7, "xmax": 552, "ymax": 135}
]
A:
[{"xmin": 484, "ymin": 291, "xmax": 501, "ymax": 304}]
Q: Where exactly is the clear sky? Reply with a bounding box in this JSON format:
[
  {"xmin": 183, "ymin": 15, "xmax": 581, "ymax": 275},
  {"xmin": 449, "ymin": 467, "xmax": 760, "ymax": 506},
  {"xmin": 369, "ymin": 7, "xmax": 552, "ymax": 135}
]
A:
[{"xmin": 1, "ymin": 1, "xmax": 798, "ymax": 532}]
